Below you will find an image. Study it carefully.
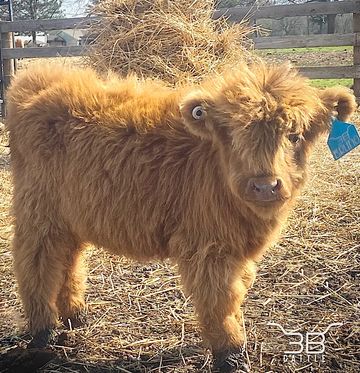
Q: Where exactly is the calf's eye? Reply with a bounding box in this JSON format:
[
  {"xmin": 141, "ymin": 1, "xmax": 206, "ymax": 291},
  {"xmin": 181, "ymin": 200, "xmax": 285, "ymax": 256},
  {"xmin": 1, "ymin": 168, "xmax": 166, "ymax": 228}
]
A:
[
  {"xmin": 192, "ymin": 105, "xmax": 205, "ymax": 120},
  {"xmin": 288, "ymin": 133, "xmax": 301, "ymax": 144}
]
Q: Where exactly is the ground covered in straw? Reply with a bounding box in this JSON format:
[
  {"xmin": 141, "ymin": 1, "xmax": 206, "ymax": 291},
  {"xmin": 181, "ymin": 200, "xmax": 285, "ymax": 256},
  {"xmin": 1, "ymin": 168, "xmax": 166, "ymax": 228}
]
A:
[{"xmin": 0, "ymin": 66, "xmax": 359, "ymax": 373}]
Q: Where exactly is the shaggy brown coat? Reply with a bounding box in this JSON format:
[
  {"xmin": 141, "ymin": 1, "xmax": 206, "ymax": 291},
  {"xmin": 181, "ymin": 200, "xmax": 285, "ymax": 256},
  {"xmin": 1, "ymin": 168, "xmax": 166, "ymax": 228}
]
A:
[{"xmin": 6, "ymin": 63, "xmax": 356, "ymax": 370}]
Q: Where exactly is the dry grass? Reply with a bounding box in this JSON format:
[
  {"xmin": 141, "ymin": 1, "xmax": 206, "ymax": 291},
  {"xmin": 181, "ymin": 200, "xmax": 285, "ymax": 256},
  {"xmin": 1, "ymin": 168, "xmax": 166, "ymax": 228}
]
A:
[
  {"xmin": 85, "ymin": 0, "xmax": 255, "ymax": 84},
  {"xmin": 0, "ymin": 102, "xmax": 359, "ymax": 371}
]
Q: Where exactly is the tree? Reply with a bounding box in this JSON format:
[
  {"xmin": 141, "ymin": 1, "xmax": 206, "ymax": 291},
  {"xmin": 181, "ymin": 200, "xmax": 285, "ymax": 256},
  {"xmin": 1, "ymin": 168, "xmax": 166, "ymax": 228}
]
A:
[
  {"xmin": 12, "ymin": 0, "xmax": 64, "ymax": 43},
  {"xmin": 13, "ymin": 0, "xmax": 64, "ymax": 20}
]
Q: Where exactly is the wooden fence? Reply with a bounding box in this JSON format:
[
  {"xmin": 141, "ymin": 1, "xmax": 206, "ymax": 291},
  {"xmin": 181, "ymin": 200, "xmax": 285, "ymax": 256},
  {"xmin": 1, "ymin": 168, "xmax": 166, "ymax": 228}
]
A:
[
  {"xmin": 0, "ymin": 0, "xmax": 360, "ymax": 115},
  {"xmin": 215, "ymin": 0, "xmax": 360, "ymax": 86}
]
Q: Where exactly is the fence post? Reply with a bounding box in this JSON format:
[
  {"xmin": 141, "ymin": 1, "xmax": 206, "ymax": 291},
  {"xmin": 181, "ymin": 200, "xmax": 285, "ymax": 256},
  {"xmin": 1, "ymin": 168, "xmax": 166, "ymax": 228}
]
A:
[
  {"xmin": 1, "ymin": 31, "xmax": 14, "ymax": 88},
  {"xmin": 353, "ymin": 12, "xmax": 360, "ymax": 101},
  {"xmin": 0, "ymin": 30, "xmax": 14, "ymax": 115}
]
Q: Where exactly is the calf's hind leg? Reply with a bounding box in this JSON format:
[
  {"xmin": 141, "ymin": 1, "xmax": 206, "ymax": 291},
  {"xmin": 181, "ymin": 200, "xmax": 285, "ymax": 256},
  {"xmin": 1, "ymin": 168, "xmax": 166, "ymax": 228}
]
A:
[
  {"xmin": 56, "ymin": 249, "xmax": 87, "ymax": 329},
  {"xmin": 13, "ymin": 226, "xmax": 71, "ymax": 348}
]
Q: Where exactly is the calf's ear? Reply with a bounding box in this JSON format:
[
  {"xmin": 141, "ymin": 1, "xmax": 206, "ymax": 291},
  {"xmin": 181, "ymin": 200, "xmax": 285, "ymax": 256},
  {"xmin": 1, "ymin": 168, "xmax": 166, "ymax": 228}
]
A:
[
  {"xmin": 179, "ymin": 91, "xmax": 214, "ymax": 140},
  {"xmin": 319, "ymin": 86, "xmax": 357, "ymax": 122},
  {"xmin": 304, "ymin": 87, "xmax": 357, "ymax": 143}
]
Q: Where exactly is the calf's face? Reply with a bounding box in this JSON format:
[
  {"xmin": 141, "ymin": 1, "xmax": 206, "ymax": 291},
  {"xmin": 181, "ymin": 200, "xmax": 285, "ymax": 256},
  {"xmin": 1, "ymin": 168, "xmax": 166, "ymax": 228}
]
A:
[{"xmin": 180, "ymin": 64, "xmax": 356, "ymax": 218}]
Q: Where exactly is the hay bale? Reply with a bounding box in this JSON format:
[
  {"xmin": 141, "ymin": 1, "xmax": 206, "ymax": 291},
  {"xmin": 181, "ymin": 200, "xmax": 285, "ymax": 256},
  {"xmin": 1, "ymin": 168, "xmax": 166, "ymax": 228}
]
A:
[{"xmin": 86, "ymin": 0, "xmax": 254, "ymax": 84}]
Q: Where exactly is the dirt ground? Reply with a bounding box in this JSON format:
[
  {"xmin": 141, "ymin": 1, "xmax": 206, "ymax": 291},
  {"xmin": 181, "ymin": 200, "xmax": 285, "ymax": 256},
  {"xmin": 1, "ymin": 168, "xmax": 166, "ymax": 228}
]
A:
[
  {"xmin": 257, "ymin": 47, "xmax": 352, "ymax": 67},
  {"xmin": 0, "ymin": 55, "xmax": 359, "ymax": 373}
]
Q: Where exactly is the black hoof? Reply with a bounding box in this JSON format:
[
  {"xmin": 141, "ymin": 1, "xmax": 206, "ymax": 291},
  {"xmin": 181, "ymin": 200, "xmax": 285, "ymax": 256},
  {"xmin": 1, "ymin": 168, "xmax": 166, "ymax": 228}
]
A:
[
  {"xmin": 57, "ymin": 331, "xmax": 77, "ymax": 347},
  {"xmin": 213, "ymin": 347, "xmax": 249, "ymax": 373},
  {"xmin": 27, "ymin": 329, "xmax": 54, "ymax": 349}
]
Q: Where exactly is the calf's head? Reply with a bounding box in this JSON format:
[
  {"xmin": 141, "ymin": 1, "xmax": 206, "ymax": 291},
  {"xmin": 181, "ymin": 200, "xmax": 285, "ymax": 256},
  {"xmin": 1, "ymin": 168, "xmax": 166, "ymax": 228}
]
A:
[{"xmin": 180, "ymin": 63, "xmax": 357, "ymax": 218}]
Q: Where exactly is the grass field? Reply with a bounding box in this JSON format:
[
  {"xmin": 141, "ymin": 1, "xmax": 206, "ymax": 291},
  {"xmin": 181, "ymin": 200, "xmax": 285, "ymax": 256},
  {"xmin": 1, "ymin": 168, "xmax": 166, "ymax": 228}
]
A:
[
  {"xmin": 0, "ymin": 50, "xmax": 359, "ymax": 372},
  {"xmin": 310, "ymin": 79, "xmax": 352, "ymax": 89}
]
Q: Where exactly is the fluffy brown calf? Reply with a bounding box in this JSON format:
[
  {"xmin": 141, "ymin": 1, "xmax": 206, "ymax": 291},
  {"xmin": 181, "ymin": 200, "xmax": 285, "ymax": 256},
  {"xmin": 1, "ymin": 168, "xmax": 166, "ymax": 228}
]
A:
[
  {"xmin": 6, "ymin": 63, "xmax": 356, "ymax": 372},
  {"xmin": 14, "ymin": 38, "xmax": 24, "ymax": 48}
]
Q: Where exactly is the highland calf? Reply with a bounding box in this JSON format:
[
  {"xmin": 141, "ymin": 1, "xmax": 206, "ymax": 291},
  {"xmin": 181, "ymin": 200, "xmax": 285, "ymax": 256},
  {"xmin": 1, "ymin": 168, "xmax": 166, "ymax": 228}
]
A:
[
  {"xmin": 14, "ymin": 38, "xmax": 24, "ymax": 49},
  {"xmin": 6, "ymin": 63, "xmax": 356, "ymax": 372}
]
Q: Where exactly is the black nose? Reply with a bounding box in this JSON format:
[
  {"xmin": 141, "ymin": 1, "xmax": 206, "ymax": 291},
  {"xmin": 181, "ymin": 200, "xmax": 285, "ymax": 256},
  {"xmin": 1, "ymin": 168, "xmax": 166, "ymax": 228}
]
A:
[{"xmin": 246, "ymin": 177, "xmax": 283, "ymax": 202}]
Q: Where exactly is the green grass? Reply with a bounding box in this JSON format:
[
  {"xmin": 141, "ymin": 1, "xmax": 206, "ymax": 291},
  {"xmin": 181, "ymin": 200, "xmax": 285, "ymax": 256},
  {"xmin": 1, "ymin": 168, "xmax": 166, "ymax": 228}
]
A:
[
  {"xmin": 310, "ymin": 78, "xmax": 352, "ymax": 89},
  {"xmin": 257, "ymin": 46, "xmax": 352, "ymax": 55}
]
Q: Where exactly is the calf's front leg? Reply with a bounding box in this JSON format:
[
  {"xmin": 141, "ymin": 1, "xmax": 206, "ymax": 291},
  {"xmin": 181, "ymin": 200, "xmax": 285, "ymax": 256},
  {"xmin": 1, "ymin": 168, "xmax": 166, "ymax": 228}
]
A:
[
  {"xmin": 56, "ymin": 249, "xmax": 87, "ymax": 329},
  {"xmin": 178, "ymin": 251, "xmax": 253, "ymax": 372}
]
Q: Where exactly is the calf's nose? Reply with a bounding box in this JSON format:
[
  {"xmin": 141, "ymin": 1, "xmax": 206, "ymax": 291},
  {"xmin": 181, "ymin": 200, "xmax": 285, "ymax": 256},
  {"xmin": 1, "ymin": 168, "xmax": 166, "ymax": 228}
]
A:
[
  {"xmin": 247, "ymin": 177, "xmax": 283, "ymax": 202},
  {"xmin": 253, "ymin": 178, "xmax": 281, "ymax": 193}
]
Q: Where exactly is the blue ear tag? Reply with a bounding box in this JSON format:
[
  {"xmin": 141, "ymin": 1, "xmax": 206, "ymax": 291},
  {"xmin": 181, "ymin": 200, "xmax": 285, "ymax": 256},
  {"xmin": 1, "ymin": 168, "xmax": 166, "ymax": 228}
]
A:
[{"xmin": 327, "ymin": 118, "xmax": 360, "ymax": 160}]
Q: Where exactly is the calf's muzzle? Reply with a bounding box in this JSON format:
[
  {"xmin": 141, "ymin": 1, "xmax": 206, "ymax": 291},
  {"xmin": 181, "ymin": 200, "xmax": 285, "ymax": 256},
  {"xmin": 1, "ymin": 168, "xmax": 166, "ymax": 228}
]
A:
[{"xmin": 245, "ymin": 176, "xmax": 285, "ymax": 203}]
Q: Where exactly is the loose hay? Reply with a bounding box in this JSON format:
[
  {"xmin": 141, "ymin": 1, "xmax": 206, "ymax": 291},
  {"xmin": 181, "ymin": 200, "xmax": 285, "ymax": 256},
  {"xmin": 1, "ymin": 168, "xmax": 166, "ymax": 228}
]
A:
[{"xmin": 86, "ymin": 0, "xmax": 254, "ymax": 84}]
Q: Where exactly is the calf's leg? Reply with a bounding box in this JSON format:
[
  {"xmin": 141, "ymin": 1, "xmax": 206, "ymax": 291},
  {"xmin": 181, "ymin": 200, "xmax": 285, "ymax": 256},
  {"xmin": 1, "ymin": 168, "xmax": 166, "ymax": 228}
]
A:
[
  {"xmin": 242, "ymin": 260, "xmax": 257, "ymax": 290},
  {"xmin": 56, "ymin": 249, "xmax": 87, "ymax": 329},
  {"xmin": 12, "ymin": 226, "xmax": 70, "ymax": 348},
  {"xmin": 178, "ymin": 252, "xmax": 252, "ymax": 372}
]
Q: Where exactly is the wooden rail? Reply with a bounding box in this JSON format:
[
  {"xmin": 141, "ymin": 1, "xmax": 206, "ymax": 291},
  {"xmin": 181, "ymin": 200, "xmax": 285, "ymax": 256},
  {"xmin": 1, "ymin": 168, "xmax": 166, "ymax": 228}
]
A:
[
  {"xmin": 0, "ymin": 1, "xmax": 360, "ymax": 115},
  {"xmin": 299, "ymin": 66, "xmax": 360, "ymax": 79},
  {"xmin": 214, "ymin": 0, "xmax": 360, "ymax": 20},
  {"xmin": 1, "ymin": 45, "xmax": 87, "ymax": 59},
  {"xmin": 0, "ymin": 16, "xmax": 99, "ymax": 33},
  {"xmin": 254, "ymin": 33, "xmax": 359, "ymax": 49}
]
